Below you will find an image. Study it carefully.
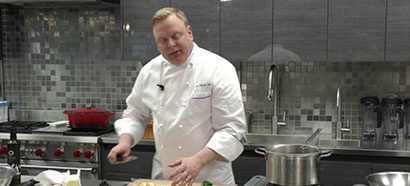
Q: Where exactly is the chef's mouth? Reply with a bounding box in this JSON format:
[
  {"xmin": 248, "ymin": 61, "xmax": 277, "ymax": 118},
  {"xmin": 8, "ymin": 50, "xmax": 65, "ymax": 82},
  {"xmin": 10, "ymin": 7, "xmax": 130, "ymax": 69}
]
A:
[{"xmin": 169, "ymin": 50, "xmax": 181, "ymax": 58}]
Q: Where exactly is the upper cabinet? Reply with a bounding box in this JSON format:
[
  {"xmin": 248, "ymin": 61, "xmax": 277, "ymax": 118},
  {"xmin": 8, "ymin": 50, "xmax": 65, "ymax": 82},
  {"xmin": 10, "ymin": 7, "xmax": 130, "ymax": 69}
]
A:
[
  {"xmin": 122, "ymin": 0, "xmax": 170, "ymax": 64},
  {"xmin": 273, "ymin": 0, "xmax": 327, "ymax": 62},
  {"xmin": 172, "ymin": 0, "xmax": 220, "ymax": 55},
  {"xmin": 221, "ymin": 0, "xmax": 272, "ymax": 65},
  {"xmin": 122, "ymin": 0, "xmax": 410, "ymax": 63},
  {"xmin": 386, "ymin": 0, "xmax": 410, "ymax": 62},
  {"xmin": 327, "ymin": 0, "xmax": 386, "ymax": 62}
]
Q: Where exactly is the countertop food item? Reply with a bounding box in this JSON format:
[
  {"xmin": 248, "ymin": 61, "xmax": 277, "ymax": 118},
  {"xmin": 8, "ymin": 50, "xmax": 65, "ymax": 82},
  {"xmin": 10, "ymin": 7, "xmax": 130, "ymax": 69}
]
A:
[{"xmin": 129, "ymin": 179, "xmax": 236, "ymax": 186}]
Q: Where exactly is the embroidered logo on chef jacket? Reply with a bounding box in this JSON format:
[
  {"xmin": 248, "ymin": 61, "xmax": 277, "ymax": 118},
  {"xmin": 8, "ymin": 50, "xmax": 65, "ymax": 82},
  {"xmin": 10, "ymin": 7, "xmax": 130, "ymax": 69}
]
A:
[{"xmin": 192, "ymin": 83, "xmax": 212, "ymax": 99}]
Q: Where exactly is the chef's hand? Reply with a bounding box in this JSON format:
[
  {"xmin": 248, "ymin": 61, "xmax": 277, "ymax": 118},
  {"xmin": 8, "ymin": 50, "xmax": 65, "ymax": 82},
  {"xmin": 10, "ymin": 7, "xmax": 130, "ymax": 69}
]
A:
[
  {"xmin": 168, "ymin": 147, "xmax": 227, "ymax": 186},
  {"xmin": 168, "ymin": 155, "xmax": 203, "ymax": 186},
  {"xmin": 107, "ymin": 134, "xmax": 133, "ymax": 164}
]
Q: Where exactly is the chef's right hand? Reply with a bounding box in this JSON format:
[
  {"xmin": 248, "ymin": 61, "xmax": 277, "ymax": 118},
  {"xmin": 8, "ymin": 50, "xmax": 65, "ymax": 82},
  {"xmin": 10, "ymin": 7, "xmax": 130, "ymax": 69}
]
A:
[
  {"xmin": 107, "ymin": 133, "xmax": 134, "ymax": 164},
  {"xmin": 107, "ymin": 142, "xmax": 132, "ymax": 164}
]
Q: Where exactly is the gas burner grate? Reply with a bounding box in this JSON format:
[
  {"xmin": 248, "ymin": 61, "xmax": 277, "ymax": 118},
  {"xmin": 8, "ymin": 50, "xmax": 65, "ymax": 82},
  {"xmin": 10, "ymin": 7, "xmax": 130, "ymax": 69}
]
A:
[
  {"xmin": 0, "ymin": 121, "xmax": 48, "ymax": 133},
  {"xmin": 63, "ymin": 126, "xmax": 114, "ymax": 136}
]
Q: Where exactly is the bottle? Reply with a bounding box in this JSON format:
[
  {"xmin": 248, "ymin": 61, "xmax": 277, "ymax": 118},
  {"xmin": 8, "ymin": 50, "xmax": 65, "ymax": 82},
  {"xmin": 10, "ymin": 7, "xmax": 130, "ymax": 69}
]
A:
[
  {"xmin": 0, "ymin": 101, "xmax": 4, "ymax": 122},
  {"xmin": 7, "ymin": 128, "xmax": 21, "ymax": 185},
  {"xmin": 3, "ymin": 101, "xmax": 8, "ymax": 122}
]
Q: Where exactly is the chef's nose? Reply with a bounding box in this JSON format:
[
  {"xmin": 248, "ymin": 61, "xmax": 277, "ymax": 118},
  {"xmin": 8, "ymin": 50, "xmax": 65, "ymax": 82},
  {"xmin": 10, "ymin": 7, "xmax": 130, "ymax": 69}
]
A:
[{"xmin": 167, "ymin": 39, "xmax": 176, "ymax": 48}]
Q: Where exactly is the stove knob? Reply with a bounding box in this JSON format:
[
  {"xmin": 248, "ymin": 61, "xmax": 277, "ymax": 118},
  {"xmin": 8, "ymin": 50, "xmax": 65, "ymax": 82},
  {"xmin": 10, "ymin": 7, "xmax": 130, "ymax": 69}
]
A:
[
  {"xmin": 54, "ymin": 148, "xmax": 64, "ymax": 157},
  {"xmin": 83, "ymin": 150, "xmax": 93, "ymax": 158},
  {"xmin": 73, "ymin": 149, "xmax": 82, "ymax": 158},
  {"xmin": 34, "ymin": 148, "xmax": 45, "ymax": 157},
  {"xmin": 0, "ymin": 146, "xmax": 7, "ymax": 155}
]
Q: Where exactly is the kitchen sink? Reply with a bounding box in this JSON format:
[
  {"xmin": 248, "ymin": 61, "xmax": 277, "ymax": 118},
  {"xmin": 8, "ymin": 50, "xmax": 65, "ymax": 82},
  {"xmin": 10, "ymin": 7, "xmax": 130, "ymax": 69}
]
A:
[
  {"xmin": 318, "ymin": 139, "xmax": 360, "ymax": 148},
  {"xmin": 244, "ymin": 133, "xmax": 316, "ymax": 146}
]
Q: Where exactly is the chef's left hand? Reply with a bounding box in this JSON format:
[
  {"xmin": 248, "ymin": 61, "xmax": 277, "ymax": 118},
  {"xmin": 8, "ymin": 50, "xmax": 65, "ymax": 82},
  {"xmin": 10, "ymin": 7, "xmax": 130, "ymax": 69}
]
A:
[{"xmin": 168, "ymin": 155, "xmax": 204, "ymax": 186}]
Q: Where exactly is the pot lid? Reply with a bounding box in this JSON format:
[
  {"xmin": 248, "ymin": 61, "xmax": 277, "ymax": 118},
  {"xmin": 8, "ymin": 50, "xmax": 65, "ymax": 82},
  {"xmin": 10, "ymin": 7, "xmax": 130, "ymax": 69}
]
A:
[{"xmin": 64, "ymin": 106, "xmax": 112, "ymax": 114}]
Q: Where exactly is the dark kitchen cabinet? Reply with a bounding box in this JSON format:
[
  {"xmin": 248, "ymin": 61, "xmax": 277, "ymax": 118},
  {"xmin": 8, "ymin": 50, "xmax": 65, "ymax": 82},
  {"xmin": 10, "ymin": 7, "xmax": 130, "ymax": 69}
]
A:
[
  {"xmin": 319, "ymin": 154, "xmax": 410, "ymax": 186},
  {"xmin": 273, "ymin": 0, "xmax": 327, "ymax": 62},
  {"xmin": 122, "ymin": 0, "xmax": 169, "ymax": 64},
  {"xmin": 100, "ymin": 144, "xmax": 155, "ymax": 181},
  {"xmin": 232, "ymin": 151, "xmax": 265, "ymax": 186},
  {"xmin": 319, "ymin": 161, "xmax": 371, "ymax": 186},
  {"xmin": 385, "ymin": 0, "xmax": 410, "ymax": 62},
  {"xmin": 327, "ymin": 0, "xmax": 386, "ymax": 62},
  {"xmin": 221, "ymin": 0, "xmax": 272, "ymax": 65},
  {"xmin": 171, "ymin": 0, "xmax": 220, "ymax": 55},
  {"xmin": 372, "ymin": 163, "xmax": 410, "ymax": 173}
]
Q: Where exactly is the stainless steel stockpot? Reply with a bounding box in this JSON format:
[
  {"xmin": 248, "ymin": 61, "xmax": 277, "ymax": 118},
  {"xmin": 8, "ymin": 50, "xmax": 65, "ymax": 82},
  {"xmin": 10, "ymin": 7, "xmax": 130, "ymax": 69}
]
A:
[{"xmin": 255, "ymin": 143, "xmax": 331, "ymax": 186}]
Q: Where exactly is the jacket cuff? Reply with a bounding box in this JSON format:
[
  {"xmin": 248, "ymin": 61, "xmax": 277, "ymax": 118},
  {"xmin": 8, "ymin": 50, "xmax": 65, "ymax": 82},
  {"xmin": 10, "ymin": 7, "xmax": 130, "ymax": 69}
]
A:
[
  {"xmin": 205, "ymin": 132, "xmax": 244, "ymax": 162},
  {"xmin": 114, "ymin": 118, "xmax": 145, "ymax": 147}
]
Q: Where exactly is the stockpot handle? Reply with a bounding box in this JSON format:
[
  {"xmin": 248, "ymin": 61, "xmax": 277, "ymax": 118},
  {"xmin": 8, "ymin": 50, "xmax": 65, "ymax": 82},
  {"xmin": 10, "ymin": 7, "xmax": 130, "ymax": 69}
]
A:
[
  {"xmin": 254, "ymin": 147, "xmax": 267, "ymax": 156},
  {"xmin": 319, "ymin": 150, "xmax": 332, "ymax": 158}
]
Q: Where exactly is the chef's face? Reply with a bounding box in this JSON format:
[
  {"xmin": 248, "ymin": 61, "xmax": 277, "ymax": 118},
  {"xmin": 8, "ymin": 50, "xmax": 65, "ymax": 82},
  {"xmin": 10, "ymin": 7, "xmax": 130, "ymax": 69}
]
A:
[{"xmin": 153, "ymin": 13, "xmax": 194, "ymax": 65}]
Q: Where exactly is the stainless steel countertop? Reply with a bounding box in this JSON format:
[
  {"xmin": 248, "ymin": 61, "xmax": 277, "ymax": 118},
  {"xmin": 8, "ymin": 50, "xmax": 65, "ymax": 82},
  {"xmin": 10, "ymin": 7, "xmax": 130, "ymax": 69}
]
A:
[{"xmin": 100, "ymin": 132, "xmax": 410, "ymax": 158}]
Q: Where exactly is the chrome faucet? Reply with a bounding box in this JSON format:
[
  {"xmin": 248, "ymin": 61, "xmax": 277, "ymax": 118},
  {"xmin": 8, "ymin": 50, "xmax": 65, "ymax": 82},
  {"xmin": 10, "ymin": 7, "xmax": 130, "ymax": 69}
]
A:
[
  {"xmin": 267, "ymin": 64, "xmax": 286, "ymax": 134},
  {"xmin": 246, "ymin": 111, "xmax": 253, "ymax": 133},
  {"xmin": 335, "ymin": 87, "xmax": 350, "ymax": 139}
]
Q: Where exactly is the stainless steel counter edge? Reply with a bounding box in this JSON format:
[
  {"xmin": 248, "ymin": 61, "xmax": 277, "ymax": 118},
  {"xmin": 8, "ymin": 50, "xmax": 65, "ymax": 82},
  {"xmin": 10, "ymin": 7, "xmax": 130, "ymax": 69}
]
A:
[{"xmin": 101, "ymin": 134, "xmax": 410, "ymax": 158}]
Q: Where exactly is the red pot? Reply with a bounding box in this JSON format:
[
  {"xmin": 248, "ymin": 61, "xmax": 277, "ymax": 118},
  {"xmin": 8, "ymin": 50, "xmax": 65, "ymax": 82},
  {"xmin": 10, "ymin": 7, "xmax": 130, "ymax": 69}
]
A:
[{"xmin": 63, "ymin": 107, "xmax": 115, "ymax": 130}]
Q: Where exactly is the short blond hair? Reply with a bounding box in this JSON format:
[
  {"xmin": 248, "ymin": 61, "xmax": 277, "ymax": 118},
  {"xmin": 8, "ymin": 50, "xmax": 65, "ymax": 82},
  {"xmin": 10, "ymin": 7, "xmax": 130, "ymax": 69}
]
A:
[{"xmin": 151, "ymin": 7, "xmax": 189, "ymax": 28}]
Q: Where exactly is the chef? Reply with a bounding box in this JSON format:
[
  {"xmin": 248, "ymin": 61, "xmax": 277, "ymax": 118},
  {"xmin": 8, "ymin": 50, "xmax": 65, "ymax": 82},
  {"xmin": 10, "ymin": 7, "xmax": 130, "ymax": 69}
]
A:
[{"xmin": 107, "ymin": 7, "xmax": 246, "ymax": 186}]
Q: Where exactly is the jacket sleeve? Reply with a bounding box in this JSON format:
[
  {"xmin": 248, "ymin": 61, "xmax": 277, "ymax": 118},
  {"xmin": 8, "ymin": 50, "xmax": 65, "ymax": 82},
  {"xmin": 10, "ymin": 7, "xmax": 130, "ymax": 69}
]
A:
[
  {"xmin": 114, "ymin": 67, "xmax": 151, "ymax": 147},
  {"xmin": 205, "ymin": 62, "xmax": 246, "ymax": 162}
]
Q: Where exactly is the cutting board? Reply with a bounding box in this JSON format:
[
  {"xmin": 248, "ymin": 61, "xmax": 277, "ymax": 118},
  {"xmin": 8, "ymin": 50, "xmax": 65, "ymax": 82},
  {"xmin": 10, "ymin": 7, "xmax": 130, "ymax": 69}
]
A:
[{"xmin": 129, "ymin": 179, "xmax": 236, "ymax": 186}]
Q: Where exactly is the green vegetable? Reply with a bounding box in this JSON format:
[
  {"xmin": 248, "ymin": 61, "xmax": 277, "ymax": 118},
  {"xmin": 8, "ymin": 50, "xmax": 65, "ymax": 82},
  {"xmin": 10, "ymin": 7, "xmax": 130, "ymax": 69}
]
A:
[{"xmin": 202, "ymin": 180, "xmax": 213, "ymax": 186}]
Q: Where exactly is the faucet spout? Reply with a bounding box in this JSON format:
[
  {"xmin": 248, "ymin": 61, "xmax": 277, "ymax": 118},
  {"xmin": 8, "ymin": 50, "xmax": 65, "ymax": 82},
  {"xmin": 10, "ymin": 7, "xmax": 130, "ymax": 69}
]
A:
[
  {"xmin": 335, "ymin": 87, "xmax": 350, "ymax": 139},
  {"xmin": 268, "ymin": 65, "xmax": 282, "ymax": 134},
  {"xmin": 336, "ymin": 88, "xmax": 342, "ymax": 139},
  {"xmin": 267, "ymin": 65, "xmax": 277, "ymax": 102}
]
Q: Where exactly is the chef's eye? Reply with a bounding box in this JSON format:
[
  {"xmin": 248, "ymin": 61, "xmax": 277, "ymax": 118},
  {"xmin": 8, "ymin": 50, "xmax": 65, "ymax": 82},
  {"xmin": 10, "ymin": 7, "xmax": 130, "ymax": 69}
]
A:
[
  {"xmin": 157, "ymin": 38, "xmax": 167, "ymax": 44},
  {"xmin": 172, "ymin": 32, "xmax": 182, "ymax": 40}
]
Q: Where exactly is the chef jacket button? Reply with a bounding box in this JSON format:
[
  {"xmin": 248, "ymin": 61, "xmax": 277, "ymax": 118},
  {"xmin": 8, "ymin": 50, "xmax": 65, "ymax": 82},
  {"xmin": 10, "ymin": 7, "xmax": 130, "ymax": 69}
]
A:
[
  {"xmin": 179, "ymin": 125, "xmax": 183, "ymax": 128},
  {"xmin": 161, "ymin": 145, "xmax": 164, "ymax": 149},
  {"xmin": 159, "ymin": 123, "xmax": 163, "ymax": 127},
  {"xmin": 186, "ymin": 82, "xmax": 190, "ymax": 86},
  {"xmin": 178, "ymin": 146, "xmax": 182, "ymax": 150}
]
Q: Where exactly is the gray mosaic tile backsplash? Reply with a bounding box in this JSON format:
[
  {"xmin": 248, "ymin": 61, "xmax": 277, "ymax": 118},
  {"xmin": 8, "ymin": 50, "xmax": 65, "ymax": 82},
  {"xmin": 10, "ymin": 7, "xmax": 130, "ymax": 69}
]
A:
[
  {"xmin": 2, "ymin": 6, "xmax": 142, "ymax": 111},
  {"xmin": 241, "ymin": 61, "xmax": 410, "ymax": 139},
  {"xmin": 2, "ymin": 5, "xmax": 409, "ymax": 140}
]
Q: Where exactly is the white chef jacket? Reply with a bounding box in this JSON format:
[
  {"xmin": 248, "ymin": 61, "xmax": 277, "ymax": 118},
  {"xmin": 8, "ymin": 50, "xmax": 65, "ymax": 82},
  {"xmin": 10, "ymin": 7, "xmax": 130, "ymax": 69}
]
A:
[{"xmin": 115, "ymin": 43, "xmax": 246, "ymax": 184}]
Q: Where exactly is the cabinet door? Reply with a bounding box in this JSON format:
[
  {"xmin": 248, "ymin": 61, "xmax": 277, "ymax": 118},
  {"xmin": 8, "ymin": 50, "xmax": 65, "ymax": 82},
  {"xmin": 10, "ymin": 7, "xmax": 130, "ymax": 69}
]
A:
[
  {"xmin": 171, "ymin": 0, "xmax": 220, "ymax": 55},
  {"xmin": 100, "ymin": 144, "xmax": 155, "ymax": 181},
  {"xmin": 122, "ymin": 0, "xmax": 170, "ymax": 64},
  {"xmin": 372, "ymin": 163, "xmax": 410, "ymax": 173},
  {"xmin": 232, "ymin": 155, "xmax": 265, "ymax": 186},
  {"xmin": 319, "ymin": 161, "xmax": 372, "ymax": 186},
  {"xmin": 221, "ymin": 0, "xmax": 272, "ymax": 65},
  {"xmin": 385, "ymin": 0, "xmax": 410, "ymax": 61},
  {"xmin": 273, "ymin": 0, "xmax": 327, "ymax": 62},
  {"xmin": 327, "ymin": 0, "xmax": 386, "ymax": 62}
]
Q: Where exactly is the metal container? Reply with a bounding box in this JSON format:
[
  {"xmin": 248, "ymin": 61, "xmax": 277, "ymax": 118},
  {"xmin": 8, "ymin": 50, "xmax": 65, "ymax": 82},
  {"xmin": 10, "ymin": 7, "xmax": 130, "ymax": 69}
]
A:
[
  {"xmin": 0, "ymin": 165, "xmax": 17, "ymax": 186},
  {"xmin": 255, "ymin": 143, "xmax": 331, "ymax": 185},
  {"xmin": 366, "ymin": 172, "xmax": 410, "ymax": 186}
]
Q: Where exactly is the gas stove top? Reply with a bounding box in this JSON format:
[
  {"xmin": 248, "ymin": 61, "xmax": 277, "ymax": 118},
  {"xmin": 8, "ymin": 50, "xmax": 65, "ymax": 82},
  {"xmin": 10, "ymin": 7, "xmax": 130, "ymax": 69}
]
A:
[
  {"xmin": 0, "ymin": 120, "xmax": 114, "ymax": 136},
  {"xmin": 0, "ymin": 121, "xmax": 48, "ymax": 133}
]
